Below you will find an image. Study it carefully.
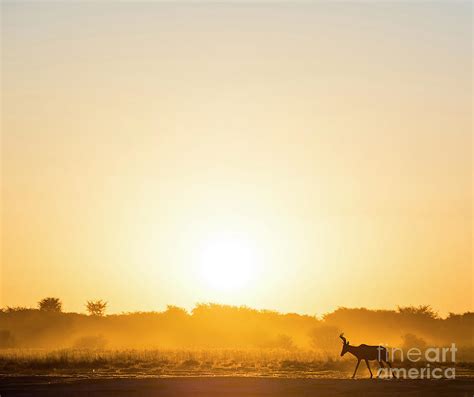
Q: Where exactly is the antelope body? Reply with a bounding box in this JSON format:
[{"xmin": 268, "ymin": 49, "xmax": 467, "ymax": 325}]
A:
[{"xmin": 339, "ymin": 333, "xmax": 396, "ymax": 379}]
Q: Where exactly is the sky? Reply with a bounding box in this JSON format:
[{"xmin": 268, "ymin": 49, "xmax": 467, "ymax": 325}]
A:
[{"xmin": 1, "ymin": 2, "xmax": 472, "ymax": 316}]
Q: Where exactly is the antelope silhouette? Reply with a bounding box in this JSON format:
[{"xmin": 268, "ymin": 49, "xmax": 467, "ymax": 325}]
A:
[{"xmin": 339, "ymin": 333, "xmax": 396, "ymax": 379}]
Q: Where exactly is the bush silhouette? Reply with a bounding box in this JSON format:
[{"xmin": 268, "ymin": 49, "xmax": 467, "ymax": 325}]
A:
[
  {"xmin": 397, "ymin": 305, "xmax": 438, "ymax": 319},
  {"xmin": 38, "ymin": 297, "xmax": 62, "ymax": 312},
  {"xmin": 86, "ymin": 300, "xmax": 107, "ymax": 316}
]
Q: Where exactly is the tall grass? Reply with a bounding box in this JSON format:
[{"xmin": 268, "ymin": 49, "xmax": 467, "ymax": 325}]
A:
[{"xmin": 0, "ymin": 348, "xmax": 352, "ymax": 377}]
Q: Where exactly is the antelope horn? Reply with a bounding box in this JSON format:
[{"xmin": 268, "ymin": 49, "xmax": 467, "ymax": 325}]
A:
[{"xmin": 339, "ymin": 333, "xmax": 347, "ymax": 344}]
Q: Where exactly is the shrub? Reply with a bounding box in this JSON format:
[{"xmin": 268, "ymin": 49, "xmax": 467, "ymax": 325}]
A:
[
  {"xmin": 38, "ymin": 297, "xmax": 62, "ymax": 312},
  {"xmin": 86, "ymin": 300, "xmax": 107, "ymax": 316}
]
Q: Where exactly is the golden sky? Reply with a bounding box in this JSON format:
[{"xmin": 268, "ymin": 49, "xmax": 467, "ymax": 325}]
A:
[{"xmin": 1, "ymin": 2, "xmax": 472, "ymax": 315}]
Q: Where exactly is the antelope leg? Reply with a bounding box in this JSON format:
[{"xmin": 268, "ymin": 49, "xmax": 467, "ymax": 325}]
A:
[
  {"xmin": 365, "ymin": 359, "xmax": 373, "ymax": 378},
  {"xmin": 377, "ymin": 361, "xmax": 385, "ymax": 378},
  {"xmin": 352, "ymin": 359, "xmax": 361, "ymax": 379},
  {"xmin": 384, "ymin": 360, "xmax": 397, "ymax": 379}
]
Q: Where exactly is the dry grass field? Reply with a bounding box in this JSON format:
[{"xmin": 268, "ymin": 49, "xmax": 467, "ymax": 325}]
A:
[
  {"xmin": 1, "ymin": 348, "xmax": 474, "ymax": 396},
  {"xmin": 1, "ymin": 348, "xmax": 473, "ymax": 377}
]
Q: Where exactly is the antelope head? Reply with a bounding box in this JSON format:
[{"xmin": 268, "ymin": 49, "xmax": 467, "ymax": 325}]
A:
[{"xmin": 339, "ymin": 333, "xmax": 350, "ymax": 356}]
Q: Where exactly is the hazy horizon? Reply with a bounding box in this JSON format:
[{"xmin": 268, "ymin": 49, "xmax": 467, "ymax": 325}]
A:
[
  {"xmin": 2, "ymin": 299, "xmax": 472, "ymax": 319},
  {"xmin": 1, "ymin": 2, "xmax": 472, "ymax": 316}
]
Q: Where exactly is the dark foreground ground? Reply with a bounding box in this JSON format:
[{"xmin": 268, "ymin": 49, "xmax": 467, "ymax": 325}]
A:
[{"xmin": 1, "ymin": 376, "xmax": 473, "ymax": 397}]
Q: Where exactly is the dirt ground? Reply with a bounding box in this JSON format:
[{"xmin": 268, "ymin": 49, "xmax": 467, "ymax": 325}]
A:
[{"xmin": 1, "ymin": 376, "xmax": 473, "ymax": 397}]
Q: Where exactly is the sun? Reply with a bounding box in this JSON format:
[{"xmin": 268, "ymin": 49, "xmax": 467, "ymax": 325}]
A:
[{"xmin": 196, "ymin": 234, "xmax": 259, "ymax": 292}]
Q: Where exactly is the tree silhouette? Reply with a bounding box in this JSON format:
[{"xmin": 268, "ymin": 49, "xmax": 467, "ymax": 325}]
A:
[
  {"xmin": 86, "ymin": 300, "xmax": 107, "ymax": 316},
  {"xmin": 397, "ymin": 305, "xmax": 438, "ymax": 319},
  {"xmin": 38, "ymin": 297, "xmax": 62, "ymax": 312}
]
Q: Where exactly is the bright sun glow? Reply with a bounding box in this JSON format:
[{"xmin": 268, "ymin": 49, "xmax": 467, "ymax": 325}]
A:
[{"xmin": 196, "ymin": 235, "xmax": 260, "ymax": 291}]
